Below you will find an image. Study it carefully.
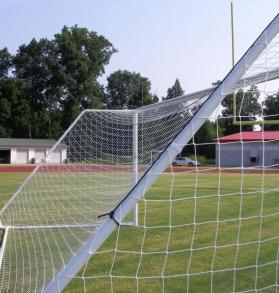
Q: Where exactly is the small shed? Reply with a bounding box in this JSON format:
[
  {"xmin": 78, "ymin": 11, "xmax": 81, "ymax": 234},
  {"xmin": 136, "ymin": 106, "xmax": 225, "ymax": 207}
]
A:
[
  {"xmin": 0, "ymin": 138, "xmax": 67, "ymax": 164},
  {"xmin": 216, "ymin": 131, "xmax": 279, "ymax": 167}
]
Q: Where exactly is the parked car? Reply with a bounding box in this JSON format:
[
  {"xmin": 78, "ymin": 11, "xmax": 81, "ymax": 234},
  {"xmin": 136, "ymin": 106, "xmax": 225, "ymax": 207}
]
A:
[{"xmin": 172, "ymin": 157, "xmax": 201, "ymax": 167}]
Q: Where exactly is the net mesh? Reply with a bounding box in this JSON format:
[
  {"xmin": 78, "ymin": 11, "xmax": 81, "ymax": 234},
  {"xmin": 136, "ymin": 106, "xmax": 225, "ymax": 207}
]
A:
[
  {"xmin": 1, "ymin": 15, "xmax": 279, "ymax": 293},
  {"xmin": 0, "ymin": 97, "xmax": 206, "ymax": 292}
]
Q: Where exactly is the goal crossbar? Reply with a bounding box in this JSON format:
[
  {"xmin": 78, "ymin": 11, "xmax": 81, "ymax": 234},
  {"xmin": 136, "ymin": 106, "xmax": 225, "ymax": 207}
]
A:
[{"xmin": 137, "ymin": 65, "xmax": 279, "ymax": 114}]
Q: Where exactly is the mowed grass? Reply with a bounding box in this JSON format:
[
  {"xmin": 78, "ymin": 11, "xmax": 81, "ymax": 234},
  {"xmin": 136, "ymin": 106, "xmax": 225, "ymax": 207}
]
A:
[
  {"xmin": 0, "ymin": 171, "xmax": 279, "ymax": 292},
  {"xmin": 0, "ymin": 173, "xmax": 29, "ymax": 209}
]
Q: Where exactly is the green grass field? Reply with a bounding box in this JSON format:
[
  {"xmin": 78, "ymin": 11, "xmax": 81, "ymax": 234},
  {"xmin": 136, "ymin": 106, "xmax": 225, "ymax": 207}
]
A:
[{"xmin": 0, "ymin": 171, "xmax": 279, "ymax": 292}]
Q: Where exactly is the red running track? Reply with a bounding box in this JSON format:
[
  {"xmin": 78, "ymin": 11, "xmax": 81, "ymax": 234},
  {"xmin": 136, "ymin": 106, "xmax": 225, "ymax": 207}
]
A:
[{"xmin": 0, "ymin": 165, "xmax": 279, "ymax": 174}]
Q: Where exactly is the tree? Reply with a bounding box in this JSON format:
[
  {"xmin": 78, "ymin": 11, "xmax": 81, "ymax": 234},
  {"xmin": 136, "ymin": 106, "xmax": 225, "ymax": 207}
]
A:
[
  {"xmin": 0, "ymin": 48, "xmax": 12, "ymax": 81},
  {"xmin": 13, "ymin": 38, "xmax": 58, "ymax": 138},
  {"xmin": 0, "ymin": 79, "xmax": 32, "ymax": 138},
  {"xmin": 54, "ymin": 26, "xmax": 116, "ymax": 128},
  {"xmin": 220, "ymin": 85, "xmax": 261, "ymax": 135},
  {"xmin": 0, "ymin": 47, "xmax": 33, "ymax": 138},
  {"xmin": 0, "ymin": 48, "xmax": 13, "ymax": 136},
  {"xmin": 263, "ymin": 91, "xmax": 279, "ymax": 130},
  {"xmin": 105, "ymin": 70, "xmax": 157, "ymax": 109},
  {"xmin": 164, "ymin": 78, "xmax": 184, "ymax": 100},
  {"xmin": 8, "ymin": 25, "xmax": 116, "ymax": 138}
]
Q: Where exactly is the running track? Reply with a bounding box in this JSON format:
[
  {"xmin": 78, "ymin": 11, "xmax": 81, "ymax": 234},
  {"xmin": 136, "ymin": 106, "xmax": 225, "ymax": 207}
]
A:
[{"xmin": 0, "ymin": 165, "xmax": 279, "ymax": 174}]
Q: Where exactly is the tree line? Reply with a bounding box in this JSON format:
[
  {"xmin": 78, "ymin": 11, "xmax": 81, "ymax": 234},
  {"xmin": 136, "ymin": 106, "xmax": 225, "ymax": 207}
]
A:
[
  {"xmin": 0, "ymin": 25, "xmax": 159, "ymax": 139},
  {"xmin": 1, "ymin": 25, "xmax": 279, "ymax": 160}
]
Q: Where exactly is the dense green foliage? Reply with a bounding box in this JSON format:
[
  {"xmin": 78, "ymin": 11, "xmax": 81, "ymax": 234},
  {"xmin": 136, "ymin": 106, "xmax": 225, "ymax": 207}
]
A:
[
  {"xmin": 263, "ymin": 91, "xmax": 279, "ymax": 130},
  {"xmin": 0, "ymin": 26, "xmax": 116, "ymax": 138},
  {"xmin": 0, "ymin": 27, "xmax": 163, "ymax": 139},
  {"xmin": 1, "ymin": 25, "xmax": 279, "ymax": 158},
  {"xmin": 163, "ymin": 78, "xmax": 184, "ymax": 100},
  {"xmin": 220, "ymin": 86, "xmax": 261, "ymax": 135},
  {"xmin": 105, "ymin": 70, "xmax": 158, "ymax": 109}
]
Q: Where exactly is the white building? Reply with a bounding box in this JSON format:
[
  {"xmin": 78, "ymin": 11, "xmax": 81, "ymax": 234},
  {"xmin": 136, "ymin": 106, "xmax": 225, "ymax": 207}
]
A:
[
  {"xmin": 216, "ymin": 131, "xmax": 279, "ymax": 167},
  {"xmin": 0, "ymin": 138, "xmax": 67, "ymax": 164}
]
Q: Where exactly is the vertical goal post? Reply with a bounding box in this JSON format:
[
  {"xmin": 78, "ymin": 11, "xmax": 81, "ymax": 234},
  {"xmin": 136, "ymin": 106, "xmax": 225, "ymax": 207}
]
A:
[{"xmin": 132, "ymin": 111, "xmax": 139, "ymax": 226}]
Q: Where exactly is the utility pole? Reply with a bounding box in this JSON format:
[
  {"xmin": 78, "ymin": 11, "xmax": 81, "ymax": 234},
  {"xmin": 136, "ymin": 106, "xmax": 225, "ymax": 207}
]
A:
[{"xmin": 231, "ymin": 1, "xmax": 235, "ymax": 67}]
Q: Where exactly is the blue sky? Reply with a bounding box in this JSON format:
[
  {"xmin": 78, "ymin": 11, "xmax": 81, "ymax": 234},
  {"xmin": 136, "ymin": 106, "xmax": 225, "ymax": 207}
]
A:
[{"xmin": 1, "ymin": 0, "xmax": 279, "ymax": 97}]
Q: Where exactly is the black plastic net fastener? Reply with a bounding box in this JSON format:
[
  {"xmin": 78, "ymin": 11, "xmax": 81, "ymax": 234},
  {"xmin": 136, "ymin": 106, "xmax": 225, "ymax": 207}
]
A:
[{"xmin": 98, "ymin": 210, "xmax": 120, "ymax": 226}]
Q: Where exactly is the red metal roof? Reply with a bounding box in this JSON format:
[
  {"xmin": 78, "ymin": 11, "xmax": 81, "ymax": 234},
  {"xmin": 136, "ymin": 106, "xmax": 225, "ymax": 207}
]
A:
[{"xmin": 217, "ymin": 131, "xmax": 279, "ymax": 142}]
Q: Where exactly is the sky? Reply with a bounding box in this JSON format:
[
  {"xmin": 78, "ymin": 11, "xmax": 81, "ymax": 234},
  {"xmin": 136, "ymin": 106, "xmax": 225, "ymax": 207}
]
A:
[{"xmin": 1, "ymin": 0, "xmax": 279, "ymax": 98}]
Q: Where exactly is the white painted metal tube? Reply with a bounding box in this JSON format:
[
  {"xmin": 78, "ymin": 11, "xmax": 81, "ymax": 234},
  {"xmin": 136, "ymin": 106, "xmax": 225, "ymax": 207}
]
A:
[
  {"xmin": 0, "ymin": 227, "xmax": 9, "ymax": 271},
  {"xmin": 132, "ymin": 112, "xmax": 139, "ymax": 226},
  {"xmin": 44, "ymin": 13, "xmax": 279, "ymax": 293}
]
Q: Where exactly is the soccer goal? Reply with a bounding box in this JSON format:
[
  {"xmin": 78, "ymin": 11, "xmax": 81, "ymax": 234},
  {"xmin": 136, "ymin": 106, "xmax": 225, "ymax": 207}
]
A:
[{"xmin": 1, "ymin": 13, "xmax": 279, "ymax": 293}]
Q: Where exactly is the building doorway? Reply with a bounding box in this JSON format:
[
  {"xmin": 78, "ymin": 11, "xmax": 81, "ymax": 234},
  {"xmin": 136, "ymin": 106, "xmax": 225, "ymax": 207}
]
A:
[{"xmin": 0, "ymin": 150, "xmax": 10, "ymax": 164}]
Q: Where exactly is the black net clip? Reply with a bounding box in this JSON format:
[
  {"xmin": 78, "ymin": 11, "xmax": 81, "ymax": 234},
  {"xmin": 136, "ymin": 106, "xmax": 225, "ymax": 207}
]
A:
[{"xmin": 98, "ymin": 210, "xmax": 120, "ymax": 226}]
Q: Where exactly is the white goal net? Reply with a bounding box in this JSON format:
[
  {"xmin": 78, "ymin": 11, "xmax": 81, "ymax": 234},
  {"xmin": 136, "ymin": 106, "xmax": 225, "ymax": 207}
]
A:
[{"xmin": 1, "ymin": 13, "xmax": 279, "ymax": 293}]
